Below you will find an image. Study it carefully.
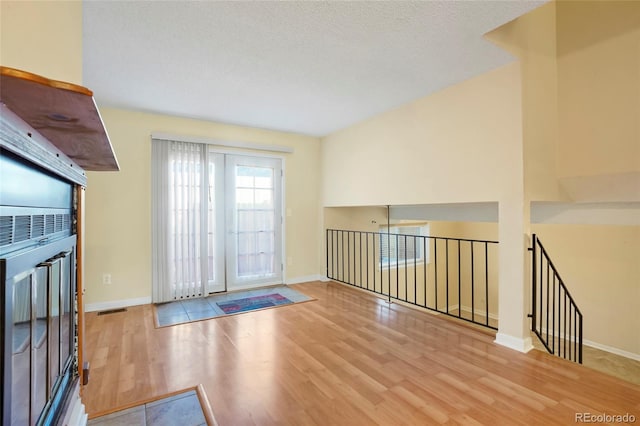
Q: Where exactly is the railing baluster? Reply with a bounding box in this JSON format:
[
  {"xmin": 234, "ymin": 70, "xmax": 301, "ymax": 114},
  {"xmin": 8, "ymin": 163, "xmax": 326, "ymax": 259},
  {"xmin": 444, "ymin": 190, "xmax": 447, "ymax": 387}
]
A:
[
  {"xmin": 446, "ymin": 239, "xmax": 449, "ymax": 314},
  {"xmin": 485, "ymin": 242, "xmax": 489, "ymax": 326},
  {"xmin": 353, "ymin": 231, "xmax": 357, "ymax": 286},
  {"xmin": 546, "ymin": 259, "xmax": 550, "ymax": 347},
  {"xmin": 569, "ymin": 303, "xmax": 573, "ymax": 361},
  {"xmin": 347, "ymin": 231, "xmax": 351, "ymax": 284},
  {"xmin": 457, "ymin": 240, "xmax": 461, "ymax": 319},
  {"xmin": 378, "ymin": 232, "xmax": 381, "ymax": 294},
  {"xmin": 470, "ymin": 241, "xmax": 475, "ymax": 323},
  {"xmin": 331, "ymin": 231, "xmax": 338, "ymax": 279},
  {"xmin": 423, "ymin": 236, "xmax": 427, "ymax": 307},
  {"xmin": 434, "ymin": 238, "xmax": 438, "ymax": 311},
  {"xmin": 395, "ymin": 234, "xmax": 399, "ymax": 301},
  {"xmin": 564, "ymin": 290, "xmax": 568, "ymax": 359},
  {"xmin": 552, "ymin": 274, "xmax": 556, "ymax": 354},
  {"xmin": 540, "ymin": 240, "xmax": 544, "ymax": 339},
  {"xmin": 413, "ymin": 237, "xmax": 426, "ymax": 305},
  {"xmin": 579, "ymin": 313, "xmax": 583, "ymax": 363},
  {"xmin": 554, "ymin": 271, "xmax": 562, "ymax": 354},
  {"xmin": 404, "ymin": 235, "xmax": 408, "ymax": 302},
  {"xmin": 340, "ymin": 231, "xmax": 344, "ymax": 282},
  {"xmin": 366, "ymin": 232, "xmax": 369, "ymax": 291},
  {"xmin": 359, "ymin": 232, "xmax": 362, "ymax": 288}
]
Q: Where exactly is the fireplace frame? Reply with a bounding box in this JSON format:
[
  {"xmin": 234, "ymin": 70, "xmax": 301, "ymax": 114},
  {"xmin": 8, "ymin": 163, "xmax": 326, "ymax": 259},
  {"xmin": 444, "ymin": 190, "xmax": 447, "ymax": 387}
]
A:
[{"xmin": 0, "ymin": 148, "xmax": 79, "ymax": 425}]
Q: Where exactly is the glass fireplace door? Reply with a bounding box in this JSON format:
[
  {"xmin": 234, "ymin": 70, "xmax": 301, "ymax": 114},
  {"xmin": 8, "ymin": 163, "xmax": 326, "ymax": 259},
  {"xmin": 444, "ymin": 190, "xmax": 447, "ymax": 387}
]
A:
[{"xmin": 2, "ymin": 237, "xmax": 76, "ymax": 426}]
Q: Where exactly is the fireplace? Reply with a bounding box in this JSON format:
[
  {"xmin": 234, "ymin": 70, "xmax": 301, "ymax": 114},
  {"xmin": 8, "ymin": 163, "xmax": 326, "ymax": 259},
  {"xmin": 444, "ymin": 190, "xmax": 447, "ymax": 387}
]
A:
[
  {"xmin": 0, "ymin": 66, "xmax": 119, "ymax": 426},
  {"xmin": 1, "ymin": 150, "xmax": 78, "ymax": 425}
]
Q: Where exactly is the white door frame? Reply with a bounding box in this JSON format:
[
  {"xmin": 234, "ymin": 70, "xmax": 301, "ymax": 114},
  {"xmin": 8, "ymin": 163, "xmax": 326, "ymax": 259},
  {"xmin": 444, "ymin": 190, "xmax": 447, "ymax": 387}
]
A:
[{"xmin": 207, "ymin": 149, "xmax": 285, "ymax": 293}]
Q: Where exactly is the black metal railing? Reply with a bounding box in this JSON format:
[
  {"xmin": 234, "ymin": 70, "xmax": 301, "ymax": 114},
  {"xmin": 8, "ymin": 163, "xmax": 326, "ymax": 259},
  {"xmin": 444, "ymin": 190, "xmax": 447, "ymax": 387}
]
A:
[
  {"xmin": 326, "ymin": 229, "xmax": 499, "ymax": 330},
  {"xmin": 529, "ymin": 234, "xmax": 583, "ymax": 363}
]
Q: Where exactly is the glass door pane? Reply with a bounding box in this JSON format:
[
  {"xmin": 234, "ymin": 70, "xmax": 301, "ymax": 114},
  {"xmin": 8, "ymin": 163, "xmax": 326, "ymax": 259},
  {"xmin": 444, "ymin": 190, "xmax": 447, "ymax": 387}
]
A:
[
  {"xmin": 225, "ymin": 155, "xmax": 282, "ymax": 290},
  {"xmin": 59, "ymin": 251, "xmax": 72, "ymax": 372},
  {"xmin": 49, "ymin": 260, "xmax": 60, "ymax": 395},
  {"xmin": 33, "ymin": 266, "xmax": 48, "ymax": 423},
  {"xmin": 11, "ymin": 273, "xmax": 31, "ymax": 426}
]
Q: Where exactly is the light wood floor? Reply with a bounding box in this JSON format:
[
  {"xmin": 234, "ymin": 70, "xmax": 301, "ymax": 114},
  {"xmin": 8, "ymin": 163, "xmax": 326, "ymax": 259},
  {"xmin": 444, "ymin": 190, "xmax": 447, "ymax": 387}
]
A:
[{"xmin": 83, "ymin": 281, "xmax": 639, "ymax": 425}]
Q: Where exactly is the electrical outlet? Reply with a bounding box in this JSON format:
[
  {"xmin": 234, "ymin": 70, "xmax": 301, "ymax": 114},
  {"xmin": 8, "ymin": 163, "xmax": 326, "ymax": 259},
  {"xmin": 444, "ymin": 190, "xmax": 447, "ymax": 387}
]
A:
[
  {"xmin": 102, "ymin": 274, "xmax": 112, "ymax": 285},
  {"xmin": 287, "ymin": 257, "xmax": 293, "ymax": 266}
]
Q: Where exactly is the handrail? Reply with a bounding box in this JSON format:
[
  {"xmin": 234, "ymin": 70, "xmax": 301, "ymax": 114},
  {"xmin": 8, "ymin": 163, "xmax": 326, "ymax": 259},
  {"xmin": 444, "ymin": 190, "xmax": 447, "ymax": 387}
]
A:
[
  {"xmin": 530, "ymin": 234, "xmax": 583, "ymax": 363},
  {"xmin": 326, "ymin": 228, "xmax": 499, "ymax": 330}
]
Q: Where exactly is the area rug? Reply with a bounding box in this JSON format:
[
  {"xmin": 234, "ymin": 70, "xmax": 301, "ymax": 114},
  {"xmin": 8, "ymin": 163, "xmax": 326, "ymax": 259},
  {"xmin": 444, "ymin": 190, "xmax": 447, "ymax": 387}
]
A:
[
  {"xmin": 217, "ymin": 293, "xmax": 292, "ymax": 314},
  {"xmin": 154, "ymin": 285, "xmax": 313, "ymax": 327}
]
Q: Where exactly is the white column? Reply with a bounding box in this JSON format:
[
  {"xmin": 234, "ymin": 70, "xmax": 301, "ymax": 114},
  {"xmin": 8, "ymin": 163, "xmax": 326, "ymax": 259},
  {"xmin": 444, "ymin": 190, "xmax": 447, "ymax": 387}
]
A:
[{"xmin": 495, "ymin": 199, "xmax": 533, "ymax": 352}]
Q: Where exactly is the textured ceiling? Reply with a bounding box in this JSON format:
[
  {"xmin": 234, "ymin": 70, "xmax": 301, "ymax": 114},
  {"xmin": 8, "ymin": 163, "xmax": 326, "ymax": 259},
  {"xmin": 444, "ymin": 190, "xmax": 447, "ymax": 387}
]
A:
[{"xmin": 83, "ymin": 1, "xmax": 545, "ymax": 137}]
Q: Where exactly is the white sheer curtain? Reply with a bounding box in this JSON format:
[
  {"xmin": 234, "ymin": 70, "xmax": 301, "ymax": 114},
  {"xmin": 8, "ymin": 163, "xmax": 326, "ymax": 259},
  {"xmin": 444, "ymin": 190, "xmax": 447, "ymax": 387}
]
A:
[{"xmin": 152, "ymin": 139, "xmax": 207, "ymax": 302}]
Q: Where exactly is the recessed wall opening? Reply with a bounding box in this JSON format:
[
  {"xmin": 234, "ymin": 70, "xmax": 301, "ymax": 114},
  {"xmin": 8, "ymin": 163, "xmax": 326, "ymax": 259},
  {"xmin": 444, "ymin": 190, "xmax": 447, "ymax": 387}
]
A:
[{"xmin": 323, "ymin": 204, "xmax": 500, "ymax": 329}]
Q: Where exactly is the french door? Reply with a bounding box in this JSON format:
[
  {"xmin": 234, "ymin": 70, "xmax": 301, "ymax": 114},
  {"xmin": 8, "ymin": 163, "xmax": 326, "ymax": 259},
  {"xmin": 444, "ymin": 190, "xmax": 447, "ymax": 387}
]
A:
[{"xmin": 208, "ymin": 153, "xmax": 283, "ymax": 292}]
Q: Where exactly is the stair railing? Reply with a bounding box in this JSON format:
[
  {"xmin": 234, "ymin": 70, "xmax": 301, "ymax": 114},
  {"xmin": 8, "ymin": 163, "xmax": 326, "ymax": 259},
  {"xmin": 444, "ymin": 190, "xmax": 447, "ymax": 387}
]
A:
[
  {"xmin": 326, "ymin": 228, "xmax": 499, "ymax": 330},
  {"xmin": 529, "ymin": 234, "xmax": 583, "ymax": 363}
]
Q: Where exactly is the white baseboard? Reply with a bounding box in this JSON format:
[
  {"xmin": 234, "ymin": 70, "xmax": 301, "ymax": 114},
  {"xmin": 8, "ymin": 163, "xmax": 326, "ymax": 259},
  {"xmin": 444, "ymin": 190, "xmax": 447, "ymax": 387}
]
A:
[
  {"xmin": 320, "ymin": 275, "xmax": 330, "ymax": 282},
  {"xmin": 285, "ymin": 274, "xmax": 324, "ymax": 285},
  {"xmin": 448, "ymin": 304, "xmax": 499, "ymax": 321},
  {"xmin": 495, "ymin": 332, "xmax": 534, "ymax": 353},
  {"xmin": 85, "ymin": 296, "xmax": 151, "ymax": 313},
  {"xmin": 583, "ymin": 339, "xmax": 640, "ymax": 361},
  {"xmin": 533, "ymin": 326, "xmax": 640, "ymax": 361}
]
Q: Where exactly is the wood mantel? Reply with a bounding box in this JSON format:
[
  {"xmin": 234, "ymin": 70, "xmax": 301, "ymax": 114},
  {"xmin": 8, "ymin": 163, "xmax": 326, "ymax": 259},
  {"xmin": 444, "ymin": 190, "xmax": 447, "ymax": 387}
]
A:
[{"xmin": 0, "ymin": 66, "xmax": 119, "ymax": 171}]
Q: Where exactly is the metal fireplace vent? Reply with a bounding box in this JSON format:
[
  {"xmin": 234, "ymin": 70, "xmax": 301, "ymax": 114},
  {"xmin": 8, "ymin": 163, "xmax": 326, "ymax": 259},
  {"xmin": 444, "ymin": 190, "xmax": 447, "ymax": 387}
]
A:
[{"xmin": 0, "ymin": 208, "xmax": 71, "ymax": 254}]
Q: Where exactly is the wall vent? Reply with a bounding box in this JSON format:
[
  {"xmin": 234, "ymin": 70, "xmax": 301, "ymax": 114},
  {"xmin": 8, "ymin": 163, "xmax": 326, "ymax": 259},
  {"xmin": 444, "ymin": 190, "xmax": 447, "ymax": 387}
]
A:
[{"xmin": 97, "ymin": 308, "xmax": 128, "ymax": 316}]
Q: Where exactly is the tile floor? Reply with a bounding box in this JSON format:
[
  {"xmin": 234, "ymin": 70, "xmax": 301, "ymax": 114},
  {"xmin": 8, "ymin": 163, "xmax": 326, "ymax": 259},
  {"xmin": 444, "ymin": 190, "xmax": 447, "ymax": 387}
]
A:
[
  {"xmin": 155, "ymin": 285, "xmax": 312, "ymax": 327},
  {"xmin": 88, "ymin": 390, "xmax": 206, "ymax": 426},
  {"xmin": 530, "ymin": 332, "xmax": 640, "ymax": 385}
]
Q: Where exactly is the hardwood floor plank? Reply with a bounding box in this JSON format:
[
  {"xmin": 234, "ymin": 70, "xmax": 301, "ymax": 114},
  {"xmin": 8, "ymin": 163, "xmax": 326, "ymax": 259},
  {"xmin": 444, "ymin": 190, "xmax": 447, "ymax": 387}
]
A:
[{"xmin": 83, "ymin": 281, "xmax": 640, "ymax": 425}]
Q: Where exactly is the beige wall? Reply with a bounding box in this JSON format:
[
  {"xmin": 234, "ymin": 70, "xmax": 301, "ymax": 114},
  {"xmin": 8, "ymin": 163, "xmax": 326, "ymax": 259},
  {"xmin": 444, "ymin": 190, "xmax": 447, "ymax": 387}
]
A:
[
  {"xmin": 557, "ymin": 1, "xmax": 640, "ymax": 180},
  {"xmin": 532, "ymin": 224, "xmax": 640, "ymax": 356},
  {"xmin": 84, "ymin": 108, "xmax": 321, "ymax": 305},
  {"xmin": 0, "ymin": 0, "xmax": 83, "ymax": 84},
  {"xmin": 321, "ymin": 62, "xmax": 523, "ymax": 207}
]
